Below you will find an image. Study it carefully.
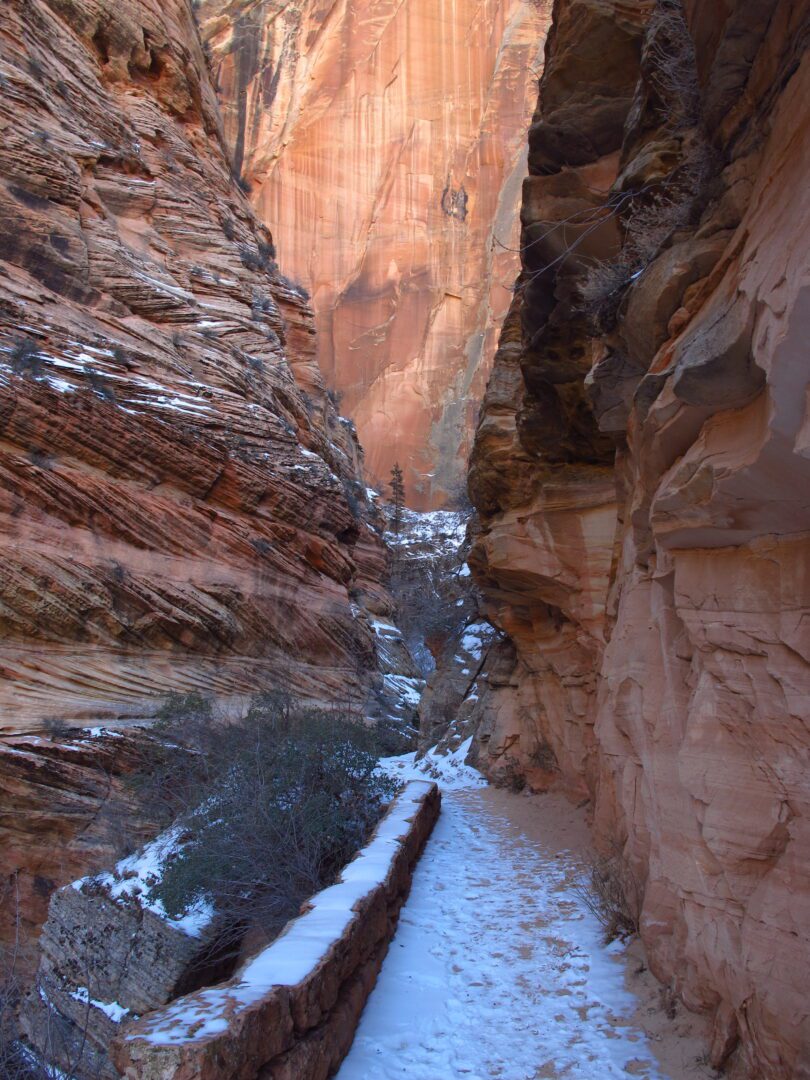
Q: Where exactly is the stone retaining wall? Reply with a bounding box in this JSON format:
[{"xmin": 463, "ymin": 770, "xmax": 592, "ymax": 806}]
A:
[{"xmin": 111, "ymin": 780, "xmax": 441, "ymax": 1080}]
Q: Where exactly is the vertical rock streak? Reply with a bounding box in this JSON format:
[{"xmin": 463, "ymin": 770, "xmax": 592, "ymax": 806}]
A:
[{"xmin": 200, "ymin": 0, "xmax": 553, "ymax": 507}]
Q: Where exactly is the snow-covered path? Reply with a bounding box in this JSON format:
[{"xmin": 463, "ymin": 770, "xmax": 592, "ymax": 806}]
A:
[{"xmin": 337, "ymin": 778, "xmax": 673, "ymax": 1080}]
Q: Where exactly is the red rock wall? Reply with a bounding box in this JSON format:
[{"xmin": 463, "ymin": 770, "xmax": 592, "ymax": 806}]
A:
[
  {"xmin": 0, "ymin": 0, "xmax": 390, "ymax": 736},
  {"xmin": 198, "ymin": 0, "xmax": 552, "ymax": 508},
  {"xmin": 0, "ymin": 0, "xmax": 396, "ymax": 977},
  {"xmin": 468, "ymin": 0, "xmax": 810, "ymax": 1074}
]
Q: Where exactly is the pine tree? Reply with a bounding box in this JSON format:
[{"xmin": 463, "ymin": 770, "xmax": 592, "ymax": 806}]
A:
[{"xmin": 390, "ymin": 462, "xmax": 405, "ymax": 535}]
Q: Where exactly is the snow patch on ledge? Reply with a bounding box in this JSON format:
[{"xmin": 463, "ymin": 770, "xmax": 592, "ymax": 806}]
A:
[
  {"xmin": 69, "ymin": 985, "xmax": 130, "ymax": 1023},
  {"xmin": 73, "ymin": 826, "xmax": 214, "ymax": 939},
  {"xmin": 382, "ymin": 673, "xmax": 424, "ymax": 709}
]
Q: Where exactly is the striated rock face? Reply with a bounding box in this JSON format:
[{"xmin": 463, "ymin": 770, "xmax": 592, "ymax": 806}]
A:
[
  {"xmin": 0, "ymin": 0, "xmax": 394, "ymax": 735},
  {"xmin": 0, "ymin": 730, "xmax": 159, "ymax": 984},
  {"xmin": 198, "ymin": 0, "xmax": 551, "ymax": 507},
  {"xmin": 0, "ymin": 0, "xmax": 416, "ymax": 979},
  {"xmin": 468, "ymin": 0, "xmax": 810, "ymax": 1075}
]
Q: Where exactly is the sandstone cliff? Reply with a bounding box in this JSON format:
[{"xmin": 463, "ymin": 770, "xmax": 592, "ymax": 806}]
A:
[
  {"xmin": 0, "ymin": 0, "xmax": 412, "ymax": 978},
  {"xmin": 467, "ymin": 0, "xmax": 810, "ymax": 1075},
  {"xmin": 197, "ymin": 0, "xmax": 551, "ymax": 508}
]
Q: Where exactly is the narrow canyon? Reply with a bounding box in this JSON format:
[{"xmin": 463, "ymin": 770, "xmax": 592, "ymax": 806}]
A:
[
  {"xmin": 0, "ymin": 0, "xmax": 808, "ymax": 1078},
  {"xmin": 196, "ymin": 0, "xmax": 550, "ymax": 507}
]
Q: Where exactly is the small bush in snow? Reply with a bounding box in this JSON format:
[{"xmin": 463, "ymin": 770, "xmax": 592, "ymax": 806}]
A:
[
  {"xmin": 574, "ymin": 846, "xmax": 643, "ymax": 945},
  {"xmin": 9, "ymin": 337, "xmax": 43, "ymax": 379},
  {"xmin": 137, "ymin": 693, "xmax": 398, "ymax": 959}
]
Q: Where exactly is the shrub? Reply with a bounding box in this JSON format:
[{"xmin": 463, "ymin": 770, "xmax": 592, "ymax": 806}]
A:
[
  {"xmin": 238, "ymin": 245, "xmax": 261, "ymax": 271},
  {"xmin": 139, "ymin": 694, "xmax": 398, "ymax": 957},
  {"xmin": 389, "ymin": 549, "xmax": 478, "ymax": 673},
  {"xmin": 341, "ymin": 479, "xmax": 364, "ymax": 520},
  {"xmin": 111, "ymin": 345, "xmax": 133, "ymax": 368},
  {"xmin": 578, "ymin": 0, "xmax": 707, "ymax": 329},
  {"xmin": 646, "ymin": 0, "xmax": 700, "ymax": 128},
  {"xmin": 574, "ymin": 845, "xmax": 643, "ymax": 944},
  {"xmin": 257, "ymin": 240, "xmax": 276, "ymax": 265},
  {"xmin": 277, "ymin": 272, "xmax": 310, "ymax": 301},
  {"xmin": 250, "ymin": 291, "xmax": 275, "ymax": 320},
  {"xmin": 27, "ymin": 450, "xmax": 54, "ymax": 471},
  {"xmin": 86, "ymin": 369, "xmax": 116, "ymax": 403},
  {"xmin": 580, "ymin": 148, "xmax": 710, "ymax": 331}
]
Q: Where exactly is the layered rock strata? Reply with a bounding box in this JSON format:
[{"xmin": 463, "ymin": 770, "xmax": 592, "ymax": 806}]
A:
[
  {"xmin": 20, "ymin": 852, "xmax": 215, "ymax": 1080},
  {"xmin": 0, "ymin": 0, "xmax": 395, "ymax": 735},
  {"xmin": 198, "ymin": 0, "xmax": 551, "ymax": 507},
  {"xmin": 0, "ymin": 730, "xmax": 159, "ymax": 985},
  {"xmin": 0, "ymin": 0, "xmax": 411, "ymax": 976},
  {"xmin": 467, "ymin": 0, "xmax": 810, "ymax": 1075}
]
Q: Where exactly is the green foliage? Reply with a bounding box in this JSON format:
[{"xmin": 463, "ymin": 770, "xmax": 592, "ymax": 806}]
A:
[{"xmin": 140, "ymin": 693, "xmax": 398, "ymax": 949}]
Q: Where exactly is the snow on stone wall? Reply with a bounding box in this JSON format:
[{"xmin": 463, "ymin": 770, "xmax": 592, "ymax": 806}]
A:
[{"xmin": 112, "ymin": 780, "xmax": 440, "ymax": 1080}]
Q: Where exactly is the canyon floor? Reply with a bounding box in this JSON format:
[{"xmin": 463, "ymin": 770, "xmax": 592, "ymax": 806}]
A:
[{"xmin": 337, "ymin": 749, "xmax": 716, "ymax": 1080}]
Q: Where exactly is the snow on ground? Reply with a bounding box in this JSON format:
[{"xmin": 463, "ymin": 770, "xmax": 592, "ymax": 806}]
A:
[
  {"xmin": 338, "ymin": 777, "xmax": 672, "ymax": 1080},
  {"xmin": 380, "ymin": 739, "xmax": 486, "ymax": 792}
]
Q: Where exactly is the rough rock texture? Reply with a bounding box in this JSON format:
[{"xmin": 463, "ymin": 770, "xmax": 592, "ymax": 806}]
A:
[
  {"xmin": 0, "ymin": 730, "xmax": 160, "ymax": 984},
  {"xmin": 0, "ymin": 0, "xmax": 396, "ymax": 737},
  {"xmin": 0, "ymin": 0, "xmax": 416, "ymax": 984},
  {"xmin": 111, "ymin": 781, "xmax": 441, "ymax": 1080},
  {"xmin": 467, "ymin": 0, "xmax": 810, "ymax": 1075},
  {"xmin": 20, "ymin": 874, "xmax": 214, "ymax": 1080},
  {"xmin": 197, "ymin": 0, "xmax": 552, "ymax": 507}
]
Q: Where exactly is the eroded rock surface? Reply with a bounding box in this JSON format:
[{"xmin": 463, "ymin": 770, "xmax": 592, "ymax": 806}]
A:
[
  {"xmin": 198, "ymin": 0, "xmax": 552, "ymax": 507},
  {"xmin": 467, "ymin": 0, "xmax": 810, "ymax": 1075},
  {"xmin": 0, "ymin": 730, "xmax": 158, "ymax": 984},
  {"xmin": 0, "ymin": 0, "xmax": 411, "ymax": 977},
  {"xmin": 0, "ymin": 0, "xmax": 404, "ymax": 731}
]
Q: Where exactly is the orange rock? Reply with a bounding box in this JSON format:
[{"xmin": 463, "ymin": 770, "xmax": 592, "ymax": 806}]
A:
[
  {"xmin": 198, "ymin": 0, "xmax": 553, "ymax": 507},
  {"xmin": 0, "ymin": 0, "xmax": 410, "ymax": 977},
  {"xmin": 468, "ymin": 0, "xmax": 810, "ymax": 1074},
  {"xmin": 0, "ymin": 0, "xmax": 390, "ymax": 734}
]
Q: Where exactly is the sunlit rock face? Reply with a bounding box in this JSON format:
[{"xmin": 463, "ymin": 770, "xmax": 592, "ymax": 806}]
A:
[
  {"xmin": 199, "ymin": 0, "xmax": 551, "ymax": 508},
  {"xmin": 467, "ymin": 0, "xmax": 810, "ymax": 1075}
]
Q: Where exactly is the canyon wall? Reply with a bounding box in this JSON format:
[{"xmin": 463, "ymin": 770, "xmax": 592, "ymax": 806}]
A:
[
  {"xmin": 0, "ymin": 0, "xmax": 409, "ymax": 974},
  {"xmin": 467, "ymin": 0, "xmax": 810, "ymax": 1075},
  {"xmin": 198, "ymin": 0, "xmax": 551, "ymax": 508}
]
